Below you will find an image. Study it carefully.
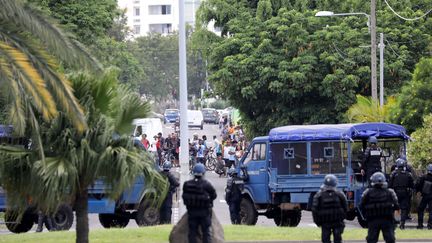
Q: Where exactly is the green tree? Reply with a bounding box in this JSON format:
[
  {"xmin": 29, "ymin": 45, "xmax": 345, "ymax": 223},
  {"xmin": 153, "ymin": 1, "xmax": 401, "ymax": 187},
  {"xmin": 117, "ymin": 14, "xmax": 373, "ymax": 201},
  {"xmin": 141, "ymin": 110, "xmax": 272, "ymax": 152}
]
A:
[
  {"xmin": 0, "ymin": 0, "xmax": 101, "ymax": 136},
  {"xmin": 0, "ymin": 70, "xmax": 166, "ymax": 243},
  {"xmin": 407, "ymin": 114, "xmax": 432, "ymax": 169},
  {"xmin": 346, "ymin": 95, "xmax": 396, "ymax": 122},
  {"xmin": 392, "ymin": 58, "xmax": 432, "ymax": 133},
  {"xmin": 197, "ymin": 0, "xmax": 432, "ymax": 137}
]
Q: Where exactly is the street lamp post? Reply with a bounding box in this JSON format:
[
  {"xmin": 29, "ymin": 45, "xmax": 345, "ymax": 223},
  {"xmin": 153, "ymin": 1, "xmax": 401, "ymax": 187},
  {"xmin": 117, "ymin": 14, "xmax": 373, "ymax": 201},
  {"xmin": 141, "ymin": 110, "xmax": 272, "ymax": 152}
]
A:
[{"xmin": 315, "ymin": 10, "xmax": 378, "ymax": 102}]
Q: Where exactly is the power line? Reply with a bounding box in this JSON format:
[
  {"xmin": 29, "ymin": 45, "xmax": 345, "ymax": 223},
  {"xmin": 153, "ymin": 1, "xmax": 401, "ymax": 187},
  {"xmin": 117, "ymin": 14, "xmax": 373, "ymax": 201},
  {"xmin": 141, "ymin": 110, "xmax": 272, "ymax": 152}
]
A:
[
  {"xmin": 384, "ymin": 0, "xmax": 432, "ymax": 21},
  {"xmin": 384, "ymin": 39, "xmax": 401, "ymax": 58}
]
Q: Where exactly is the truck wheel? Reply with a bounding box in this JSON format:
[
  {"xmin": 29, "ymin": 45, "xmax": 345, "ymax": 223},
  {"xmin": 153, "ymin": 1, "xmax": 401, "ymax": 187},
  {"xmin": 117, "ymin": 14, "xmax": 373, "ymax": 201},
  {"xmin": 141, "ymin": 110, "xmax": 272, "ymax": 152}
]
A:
[
  {"xmin": 136, "ymin": 201, "xmax": 159, "ymax": 226},
  {"xmin": 99, "ymin": 213, "xmax": 130, "ymax": 228},
  {"xmin": 5, "ymin": 209, "xmax": 35, "ymax": 233},
  {"xmin": 274, "ymin": 210, "xmax": 301, "ymax": 227},
  {"xmin": 50, "ymin": 204, "xmax": 74, "ymax": 231},
  {"xmin": 357, "ymin": 214, "xmax": 368, "ymax": 228},
  {"xmin": 240, "ymin": 198, "xmax": 257, "ymax": 225}
]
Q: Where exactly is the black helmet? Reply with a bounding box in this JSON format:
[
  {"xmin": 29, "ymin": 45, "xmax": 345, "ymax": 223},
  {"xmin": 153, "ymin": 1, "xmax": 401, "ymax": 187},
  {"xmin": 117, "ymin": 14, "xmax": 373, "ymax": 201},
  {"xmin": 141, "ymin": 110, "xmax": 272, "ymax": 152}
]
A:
[
  {"xmin": 323, "ymin": 174, "xmax": 338, "ymax": 187},
  {"xmin": 193, "ymin": 163, "xmax": 206, "ymax": 177},
  {"xmin": 427, "ymin": 164, "xmax": 432, "ymax": 174},
  {"xmin": 228, "ymin": 168, "xmax": 237, "ymax": 177},
  {"xmin": 368, "ymin": 136, "xmax": 378, "ymax": 144},
  {"xmin": 396, "ymin": 157, "xmax": 407, "ymax": 168},
  {"xmin": 162, "ymin": 161, "xmax": 172, "ymax": 171},
  {"xmin": 370, "ymin": 172, "xmax": 387, "ymax": 188}
]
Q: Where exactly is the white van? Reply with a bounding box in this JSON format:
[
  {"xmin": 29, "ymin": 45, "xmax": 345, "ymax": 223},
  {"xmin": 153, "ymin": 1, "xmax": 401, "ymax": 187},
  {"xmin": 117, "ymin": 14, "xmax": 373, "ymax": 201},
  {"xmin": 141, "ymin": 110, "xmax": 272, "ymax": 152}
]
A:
[
  {"xmin": 132, "ymin": 118, "xmax": 163, "ymax": 139},
  {"xmin": 188, "ymin": 110, "xmax": 204, "ymax": 130}
]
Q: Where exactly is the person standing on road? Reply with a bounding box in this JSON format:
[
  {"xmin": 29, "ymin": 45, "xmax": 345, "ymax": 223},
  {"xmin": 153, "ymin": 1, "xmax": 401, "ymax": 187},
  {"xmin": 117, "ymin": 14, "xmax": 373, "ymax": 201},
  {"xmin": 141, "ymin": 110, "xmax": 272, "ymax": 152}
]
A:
[
  {"xmin": 360, "ymin": 136, "xmax": 383, "ymax": 184},
  {"xmin": 388, "ymin": 157, "xmax": 414, "ymax": 229},
  {"xmin": 182, "ymin": 163, "xmax": 217, "ymax": 243},
  {"xmin": 196, "ymin": 139, "xmax": 206, "ymax": 165},
  {"xmin": 160, "ymin": 161, "xmax": 180, "ymax": 224},
  {"xmin": 415, "ymin": 164, "xmax": 432, "ymax": 229},
  {"xmin": 225, "ymin": 168, "xmax": 245, "ymax": 224},
  {"xmin": 360, "ymin": 172, "xmax": 399, "ymax": 243},
  {"xmin": 140, "ymin": 133, "xmax": 150, "ymax": 150},
  {"xmin": 312, "ymin": 174, "xmax": 347, "ymax": 243},
  {"xmin": 223, "ymin": 140, "xmax": 236, "ymax": 170},
  {"xmin": 36, "ymin": 210, "xmax": 55, "ymax": 232}
]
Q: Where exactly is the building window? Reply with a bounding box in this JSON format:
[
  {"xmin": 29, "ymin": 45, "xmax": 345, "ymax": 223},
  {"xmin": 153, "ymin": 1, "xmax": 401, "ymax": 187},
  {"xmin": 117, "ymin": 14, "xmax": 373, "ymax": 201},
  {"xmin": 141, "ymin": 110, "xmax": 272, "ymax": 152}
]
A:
[
  {"xmin": 162, "ymin": 5, "xmax": 171, "ymax": 15},
  {"xmin": 148, "ymin": 5, "xmax": 171, "ymax": 15},
  {"xmin": 133, "ymin": 25, "xmax": 141, "ymax": 35},
  {"xmin": 134, "ymin": 7, "xmax": 140, "ymax": 16},
  {"xmin": 134, "ymin": 19, "xmax": 140, "ymax": 23},
  {"xmin": 149, "ymin": 24, "xmax": 172, "ymax": 34},
  {"xmin": 134, "ymin": 0, "xmax": 140, "ymax": 3}
]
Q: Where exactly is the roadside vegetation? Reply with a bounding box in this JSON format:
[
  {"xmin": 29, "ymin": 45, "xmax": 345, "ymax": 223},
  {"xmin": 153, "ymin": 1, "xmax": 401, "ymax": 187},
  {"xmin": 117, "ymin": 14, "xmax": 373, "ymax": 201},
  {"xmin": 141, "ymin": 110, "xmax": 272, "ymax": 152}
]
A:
[{"xmin": 0, "ymin": 225, "xmax": 431, "ymax": 243}]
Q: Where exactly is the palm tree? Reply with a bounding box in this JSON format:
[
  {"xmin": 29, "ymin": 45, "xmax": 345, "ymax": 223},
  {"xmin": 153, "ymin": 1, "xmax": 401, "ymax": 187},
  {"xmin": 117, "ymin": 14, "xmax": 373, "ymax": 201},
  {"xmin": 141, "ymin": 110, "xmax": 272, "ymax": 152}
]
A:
[
  {"xmin": 0, "ymin": 70, "xmax": 167, "ymax": 243},
  {"xmin": 0, "ymin": 0, "xmax": 102, "ymax": 137},
  {"xmin": 346, "ymin": 95, "xmax": 396, "ymax": 123}
]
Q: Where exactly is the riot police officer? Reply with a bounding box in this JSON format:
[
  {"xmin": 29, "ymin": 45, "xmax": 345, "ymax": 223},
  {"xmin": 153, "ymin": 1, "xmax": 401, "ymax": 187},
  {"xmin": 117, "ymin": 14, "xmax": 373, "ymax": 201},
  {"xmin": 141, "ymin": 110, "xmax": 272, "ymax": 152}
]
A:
[
  {"xmin": 360, "ymin": 172, "xmax": 399, "ymax": 243},
  {"xmin": 312, "ymin": 174, "xmax": 347, "ymax": 243},
  {"xmin": 415, "ymin": 164, "xmax": 432, "ymax": 229},
  {"xmin": 389, "ymin": 157, "xmax": 414, "ymax": 229},
  {"xmin": 159, "ymin": 161, "xmax": 179, "ymax": 224},
  {"xmin": 182, "ymin": 163, "xmax": 217, "ymax": 243},
  {"xmin": 225, "ymin": 168, "xmax": 244, "ymax": 224},
  {"xmin": 361, "ymin": 136, "xmax": 383, "ymax": 184}
]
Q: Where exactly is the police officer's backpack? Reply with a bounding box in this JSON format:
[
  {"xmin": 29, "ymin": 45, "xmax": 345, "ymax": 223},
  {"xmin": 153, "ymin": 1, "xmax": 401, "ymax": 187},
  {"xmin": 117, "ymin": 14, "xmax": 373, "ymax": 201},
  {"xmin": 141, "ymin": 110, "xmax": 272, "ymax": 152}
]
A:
[
  {"xmin": 422, "ymin": 180, "xmax": 432, "ymax": 195},
  {"xmin": 364, "ymin": 189, "xmax": 394, "ymax": 218},
  {"xmin": 183, "ymin": 180, "xmax": 211, "ymax": 208},
  {"xmin": 316, "ymin": 190, "xmax": 345, "ymax": 224}
]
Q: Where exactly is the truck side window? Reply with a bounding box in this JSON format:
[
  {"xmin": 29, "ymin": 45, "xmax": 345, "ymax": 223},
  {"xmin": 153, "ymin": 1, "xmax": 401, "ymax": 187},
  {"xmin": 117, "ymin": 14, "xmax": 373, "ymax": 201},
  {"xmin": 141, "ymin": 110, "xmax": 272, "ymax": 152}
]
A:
[
  {"xmin": 270, "ymin": 143, "xmax": 307, "ymax": 175},
  {"xmin": 311, "ymin": 141, "xmax": 348, "ymax": 174},
  {"xmin": 244, "ymin": 143, "xmax": 266, "ymax": 165}
]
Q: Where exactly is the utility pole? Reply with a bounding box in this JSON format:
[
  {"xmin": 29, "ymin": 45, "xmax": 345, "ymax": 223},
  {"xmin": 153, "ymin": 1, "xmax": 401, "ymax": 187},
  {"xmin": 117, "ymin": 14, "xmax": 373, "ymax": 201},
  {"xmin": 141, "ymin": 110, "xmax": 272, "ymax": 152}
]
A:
[
  {"xmin": 178, "ymin": 0, "xmax": 189, "ymax": 221},
  {"xmin": 370, "ymin": 0, "xmax": 378, "ymax": 101},
  {"xmin": 379, "ymin": 33, "xmax": 385, "ymax": 108}
]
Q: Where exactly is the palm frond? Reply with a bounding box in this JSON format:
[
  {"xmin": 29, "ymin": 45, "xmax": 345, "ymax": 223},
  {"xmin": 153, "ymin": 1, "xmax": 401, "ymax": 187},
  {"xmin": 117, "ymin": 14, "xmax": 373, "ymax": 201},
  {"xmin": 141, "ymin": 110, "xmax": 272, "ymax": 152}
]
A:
[
  {"xmin": 0, "ymin": 0, "xmax": 102, "ymax": 71},
  {"xmin": 0, "ymin": 41, "xmax": 57, "ymax": 121},
  {"xmin": 111, "ymin": 86, "xmax": 150, "ymax": 135}
]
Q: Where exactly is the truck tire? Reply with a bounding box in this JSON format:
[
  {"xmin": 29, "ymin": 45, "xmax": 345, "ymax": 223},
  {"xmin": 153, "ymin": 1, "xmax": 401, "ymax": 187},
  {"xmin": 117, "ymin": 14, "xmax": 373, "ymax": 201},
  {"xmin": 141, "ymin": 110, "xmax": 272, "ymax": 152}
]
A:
[
  {"xmin": 274, "ymin": 210, "xmax": 301, "ymax": 227},
  {"xmin": 50, "ymin": 204, "xmax": 74, "ymax": 231},
  {"xmin": 240, "ymin": 198, "xmax": 257, "ymax": 225},
  {"xmin": 5, "ymin": 209, "xmax": 35, "ymax": 233},
  {"xmin": 136, "ymin": 200, "xmax": 159, "ymax": 226},
  {"xmin": 99, "ymin": 213, "xmax": 130, "ymax": 228}
]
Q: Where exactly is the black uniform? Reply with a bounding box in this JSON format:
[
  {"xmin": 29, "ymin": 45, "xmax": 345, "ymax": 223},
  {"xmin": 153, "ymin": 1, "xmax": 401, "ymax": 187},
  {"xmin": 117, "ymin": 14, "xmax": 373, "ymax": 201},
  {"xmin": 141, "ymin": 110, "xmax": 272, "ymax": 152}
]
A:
[
  {"xmin": 182, "ymin": 177, "xmax": 217, "ymax": 243},
  {"xmin": 389, "ymin": 168, "xmax": 414, "ymax": 228},
  {"xmin": 360, "ymin": 187, "xmax": 399, "ymax": 243},
  {"xmin": 312, "ymin": 186, "xmax": 347, "ymax": 243},
  {"xmin": 361, "ymin": 147, "xmax": 382, "ymax": 183},
  {"xmin": 159, "ymin": 170, "xmax": 179, "ymax": 224},
  {"xmin": 225, "ymin": 175, "xmax": 244, "ymax": 224},
  {"xmin": 415, "ymin": 173, "xmax": 432, "ymax": 229}
]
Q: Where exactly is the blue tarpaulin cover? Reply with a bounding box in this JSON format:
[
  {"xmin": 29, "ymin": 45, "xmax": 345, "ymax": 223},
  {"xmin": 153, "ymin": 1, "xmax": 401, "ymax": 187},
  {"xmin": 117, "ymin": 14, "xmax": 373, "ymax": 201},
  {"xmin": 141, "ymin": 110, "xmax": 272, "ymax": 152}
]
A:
[
  {"xmin": 269, "ymin": 123, "xmax": 409, "ymax": 142},
  {"xmin": 0, "ymin": 125, "xmax": 12, "ymax": 138}
]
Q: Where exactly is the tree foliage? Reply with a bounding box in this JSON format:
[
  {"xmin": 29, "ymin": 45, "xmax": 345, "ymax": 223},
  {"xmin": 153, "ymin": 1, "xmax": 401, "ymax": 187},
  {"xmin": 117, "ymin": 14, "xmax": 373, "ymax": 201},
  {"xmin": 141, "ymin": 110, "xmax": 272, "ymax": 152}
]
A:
[
  {"xmin": 197, "ymin": 0, "xmax": 432, "ymax": 136},
  {"xmin": 391, "ymin": 58, "xmax": 432, "ymax": 133},
  {"xmin": 408, "ymin": 114, "xmax": 432, "ymax": 169},
  {"xmin": 132, "ymin": 33, "xmax": 209, "ymax": 102},
  {"xmin": 0, "ymin": 0, "xmax": 102, "ymax": 138},
  {"xmin": 346, "ymin": 95, "xmax": 396, "ymax": 123},
  {"xmin": 0, "ymin": 70, "xmax": 166, "ymax": 243}
]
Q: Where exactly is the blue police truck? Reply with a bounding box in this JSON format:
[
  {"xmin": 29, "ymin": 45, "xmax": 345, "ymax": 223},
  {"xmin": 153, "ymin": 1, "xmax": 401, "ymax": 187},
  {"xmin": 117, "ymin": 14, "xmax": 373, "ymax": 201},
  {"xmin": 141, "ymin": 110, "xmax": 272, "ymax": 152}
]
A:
[
  {"xmin": 237, "ymin": 123, "xmax": 409, "ymax": 227},
  {"xmin": 0, "ymin": 125, "xmax": 161, "ymax": 233}
]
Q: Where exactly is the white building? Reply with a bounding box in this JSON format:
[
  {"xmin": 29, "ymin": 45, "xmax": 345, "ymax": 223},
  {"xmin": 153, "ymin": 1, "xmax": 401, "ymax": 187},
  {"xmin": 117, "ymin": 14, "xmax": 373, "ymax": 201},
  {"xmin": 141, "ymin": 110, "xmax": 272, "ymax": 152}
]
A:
[{"xmin": 118, "ymin": 0, "xmax": 201, "ymax": 37}]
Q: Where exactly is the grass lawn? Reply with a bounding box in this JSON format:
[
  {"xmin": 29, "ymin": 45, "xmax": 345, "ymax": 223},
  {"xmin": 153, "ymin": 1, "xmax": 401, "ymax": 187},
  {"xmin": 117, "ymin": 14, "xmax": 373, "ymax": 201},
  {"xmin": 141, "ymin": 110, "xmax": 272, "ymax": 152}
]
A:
[{"xmin": 0, "ymin": 225, "xmax": 431, "ymax": 243}]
